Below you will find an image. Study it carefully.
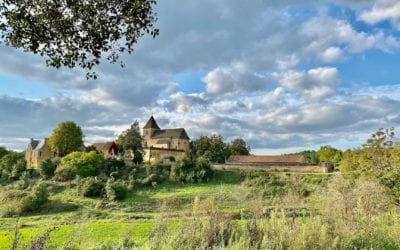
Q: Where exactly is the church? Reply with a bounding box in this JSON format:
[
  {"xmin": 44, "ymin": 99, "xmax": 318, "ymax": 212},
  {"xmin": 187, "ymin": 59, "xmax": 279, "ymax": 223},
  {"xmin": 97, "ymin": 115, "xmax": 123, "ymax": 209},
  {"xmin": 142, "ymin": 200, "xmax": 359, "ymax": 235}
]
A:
[{"xmin": 142, "ymin": 116, "xmax": 190, "ymax": 163}]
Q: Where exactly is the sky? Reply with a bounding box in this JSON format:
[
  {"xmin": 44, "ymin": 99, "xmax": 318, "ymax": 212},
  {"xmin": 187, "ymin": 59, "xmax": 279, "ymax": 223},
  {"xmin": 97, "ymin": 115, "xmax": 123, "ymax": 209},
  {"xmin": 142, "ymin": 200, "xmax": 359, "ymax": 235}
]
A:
[{"xmin": 1, "ymin": 0, "xmax": 400, "ymax": 154}]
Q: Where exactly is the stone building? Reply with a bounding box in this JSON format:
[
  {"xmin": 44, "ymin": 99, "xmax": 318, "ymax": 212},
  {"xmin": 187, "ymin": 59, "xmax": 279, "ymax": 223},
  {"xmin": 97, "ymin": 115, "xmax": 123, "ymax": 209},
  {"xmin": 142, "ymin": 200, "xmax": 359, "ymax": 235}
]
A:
[
  {"xmin": 92, "ymin": 141, "xmax": 119, "ymax": 158},
  {"xmin": 143, "ymin": 116, "xmax": 190, "ymax": 163},
  {"xmin": 25, "ymin": 138, "xmax": 55, "ymax": 167},
  {"xmin": 214, "ymin": 155, "xmax": 332, "ymax": 173}
]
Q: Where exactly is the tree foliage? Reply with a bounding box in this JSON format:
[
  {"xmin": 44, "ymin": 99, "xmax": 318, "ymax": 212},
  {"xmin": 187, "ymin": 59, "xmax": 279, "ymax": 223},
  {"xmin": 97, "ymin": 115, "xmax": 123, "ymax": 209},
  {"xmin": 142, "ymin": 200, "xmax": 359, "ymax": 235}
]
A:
[
  {"xmin": 227, "ymin": 138, "xmax": 250, "ymax": 156},
  {"xmin": 117, "ymin": 121, "xmax": 143, "ymax": 163},
  {"xmin": 0, "ymin": 0, "xmax": 159, "ymax": 78},
  {"xmin": 318, "ymin": 145, "xmax": 342, "ymax": 169},
  {"xmin": 191, "ymin": 135, "xmax": 229, "ymax": 163},
  {"xmin": 49, "ymin": 121, "xmax": 83, "ymax": 157},
  {"xmin": 191, "ymin": 135, "xmax": 251, "ymax": 163},
  {"xmin": 58, "ymin": 151, "xmax": 104, "ymax": 178},
  {"xmin": 0, "ymin": 146, "xmax": 9, "ymax": 159},
  {"xmin": 340, "ymin": 128, "xmax": 400, "ymax": 198}
]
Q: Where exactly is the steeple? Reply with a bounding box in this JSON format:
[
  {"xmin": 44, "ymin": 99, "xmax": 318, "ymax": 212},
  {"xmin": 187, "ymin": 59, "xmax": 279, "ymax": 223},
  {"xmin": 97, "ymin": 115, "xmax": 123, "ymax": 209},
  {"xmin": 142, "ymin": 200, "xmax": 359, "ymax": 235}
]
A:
[{"xmin": 143, "ymin": 116, "xmax": 160, "ymax": 129}]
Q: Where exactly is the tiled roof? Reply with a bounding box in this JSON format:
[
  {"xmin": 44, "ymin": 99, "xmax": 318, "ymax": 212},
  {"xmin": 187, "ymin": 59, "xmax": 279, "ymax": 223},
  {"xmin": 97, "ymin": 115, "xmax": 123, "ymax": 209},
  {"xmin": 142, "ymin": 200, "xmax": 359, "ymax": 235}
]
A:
[
  {"xmin": 29, "ymin": 138, "xmax": 48, "ymax": 151},
  {"xmin": 29, "ymin": 139, "xmax": 40, "ymax": 150},
  {"xmin": 151, "ymin": 128, "xmax": 190, "ymax": 140},
  {"xmin": 227, "ymin": 155, "xmax": 305, "ymax": 164},
  {"xmin": 92, "ymin": 142, "xmax": 117, "ymax": 152},
  {"xmin": 143, "ymin": 116, "xmax": 160, "ymax": 129}
]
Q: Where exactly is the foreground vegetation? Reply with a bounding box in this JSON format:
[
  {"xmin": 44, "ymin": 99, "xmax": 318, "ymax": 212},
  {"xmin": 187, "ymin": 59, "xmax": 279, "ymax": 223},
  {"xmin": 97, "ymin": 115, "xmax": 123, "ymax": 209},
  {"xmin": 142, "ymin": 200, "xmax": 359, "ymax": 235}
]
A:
[
  {"xmin": 0, "ymin": 170, "xmax": 399, "ymax": 249},
  {"xmin": 1, "ymin": 128, "xmax": 400, "ymax": 249}
]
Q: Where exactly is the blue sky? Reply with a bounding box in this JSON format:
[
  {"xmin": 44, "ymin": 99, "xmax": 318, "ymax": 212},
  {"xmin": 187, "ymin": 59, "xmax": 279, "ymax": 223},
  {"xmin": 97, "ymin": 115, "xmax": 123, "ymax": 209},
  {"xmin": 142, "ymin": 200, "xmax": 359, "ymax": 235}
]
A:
[{"xmin": 1, "ymin": 0, "xmax": 400, "ymax": 153}]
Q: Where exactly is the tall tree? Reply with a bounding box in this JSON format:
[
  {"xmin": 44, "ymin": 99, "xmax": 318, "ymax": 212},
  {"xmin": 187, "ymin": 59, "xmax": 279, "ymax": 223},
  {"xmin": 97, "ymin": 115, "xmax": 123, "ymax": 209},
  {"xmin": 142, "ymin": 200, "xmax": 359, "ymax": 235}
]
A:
[
  {"xmin": 318, "ymin": 145, "xmax": 342, "ymax": 169},
  {"xmin": 227, "ymin": 138, "xmax": 250, "ymax": 156},
  {"xmin": 117, "ymin": 121, "xmax": 143, "ymax": 163},
  {"xmin": 191, "ymin": 135, "xmax": 228, "ymax": 163},
  {"xmin": 49, "ymin": 121, "xmax": 83, "ymax": 157},
  {"xmin": 0, "ymin": 0, "xmax": 159, "ymax": 79}
]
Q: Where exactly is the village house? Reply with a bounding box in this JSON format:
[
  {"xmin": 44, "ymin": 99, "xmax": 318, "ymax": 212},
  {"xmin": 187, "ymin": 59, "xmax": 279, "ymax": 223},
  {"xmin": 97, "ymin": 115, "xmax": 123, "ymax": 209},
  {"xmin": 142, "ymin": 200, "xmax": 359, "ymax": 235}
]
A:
[
  {"xmin": 25, "ymin": 138, "xmax": 55, "ymax": 167},
  {"xmin": 91, "ymin": 141, "xmax": 119, "ymax": 158},
  {"xmin": 143, "ymin": 116, "xmax": 190, "ymax": 163}
]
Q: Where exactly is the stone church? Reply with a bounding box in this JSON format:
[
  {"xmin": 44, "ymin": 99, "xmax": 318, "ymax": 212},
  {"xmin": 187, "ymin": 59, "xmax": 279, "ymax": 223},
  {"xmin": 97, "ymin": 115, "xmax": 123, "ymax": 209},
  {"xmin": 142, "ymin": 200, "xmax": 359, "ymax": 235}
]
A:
[{"xmin": 143, "ymin": 116, "xmax": 190, "ymax": 163}]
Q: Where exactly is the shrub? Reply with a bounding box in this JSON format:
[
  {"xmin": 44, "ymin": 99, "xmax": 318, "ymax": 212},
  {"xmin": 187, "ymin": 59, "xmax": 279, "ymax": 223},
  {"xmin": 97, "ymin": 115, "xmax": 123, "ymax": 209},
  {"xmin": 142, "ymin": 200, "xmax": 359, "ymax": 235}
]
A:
[
  {"xmin": 0, "ymin": 152, "xmax": 26, "ymax": 181},
  {"xmin": 57, "ymin": 151, "xmax": 104, "ymax": 179},
  {"xmin": 53, "ymin": 165, "xmax": 76, "ymax": 182},
  {"xmin": 105, "ymin": 180, "xmax": 128, "ymax": 201},
  {"xmin": 170, "ymin": 157, "xmax": 213, "ymax": 183},
  {"xmin": 19, "ymin": 182, "xmax": 49, "ymax": 212},
  {"xmin": 99, "ymin": 158, "xmax": 129, "ymax": 179},
  {"xmin": 145, "ymin": 162, "xmax": 170, "ymax": 183},
  {"xmin": 39, "ymin": 158, "xmax": 60, "ymax": 179},
  {"xmin": 78, "ymin": 177, "xmax": 104, "ymax": 197}
]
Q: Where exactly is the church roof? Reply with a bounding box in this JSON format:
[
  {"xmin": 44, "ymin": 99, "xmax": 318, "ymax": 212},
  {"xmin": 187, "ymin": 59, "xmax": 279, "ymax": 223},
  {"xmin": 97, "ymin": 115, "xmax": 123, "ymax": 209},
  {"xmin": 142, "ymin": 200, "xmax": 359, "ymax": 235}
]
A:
[
  {"xmin": 151, "ymin": 128, "xmax": 190, "ymax": 140},
  {"xmin": 143, "ymin": 116, "xmax": 160, "ymax": 129}
]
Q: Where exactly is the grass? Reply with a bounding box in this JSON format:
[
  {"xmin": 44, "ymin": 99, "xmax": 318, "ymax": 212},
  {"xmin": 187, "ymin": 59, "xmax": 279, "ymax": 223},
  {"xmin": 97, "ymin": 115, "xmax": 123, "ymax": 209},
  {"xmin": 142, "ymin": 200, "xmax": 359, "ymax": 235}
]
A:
[{"xmin": 0, "ymin": 171, "xmax": 338, "ymax": 249}]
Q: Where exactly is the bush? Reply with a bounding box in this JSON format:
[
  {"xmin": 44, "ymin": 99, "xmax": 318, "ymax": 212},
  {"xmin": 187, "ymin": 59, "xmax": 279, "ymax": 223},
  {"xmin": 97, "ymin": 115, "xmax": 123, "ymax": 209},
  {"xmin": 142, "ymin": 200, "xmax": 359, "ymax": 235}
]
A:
[
  {"xmin": 19, "ymin": 182, "xmax": 49, "ymax": 212},
  {"xmin": 105, "ymin": 180, "xmax": 128, "ymax": 201},
  {"xmin": 170, "ymin": 157, "xmax": 213, "ymax": 183},
  {"xmin": 0, "ymin": 152, "xmax": 26, "ymax": 181},
  {"xmin": 53, "ymin": 165, "xmax": 76, "ymax": 181},
  {"xmin": 57, "ymin": 151, "xmax": 104, "ymax": 179},
  {"xmin": 39, "ymin": 158, "xmax": 60, "ymax": 179},
  {"xmin": 145, "ymin": 162, "xmax": 170, "ymax": 183},
  {"xmin": 78, "ymin": 177, "xmax": 104, "ymax": 197},
  {"xmin": 99, "ymin": 158, "xmax": 129, "ymax": 179}
]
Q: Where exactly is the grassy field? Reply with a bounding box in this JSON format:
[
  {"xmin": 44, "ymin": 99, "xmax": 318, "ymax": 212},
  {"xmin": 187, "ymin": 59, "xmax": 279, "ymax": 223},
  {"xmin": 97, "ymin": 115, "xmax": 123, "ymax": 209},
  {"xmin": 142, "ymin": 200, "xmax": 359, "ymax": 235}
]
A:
[
  {"xmin": 0, "ymin": 171, "xmax": 248, "ymax": 248},
  {"xmin": 2, "ymin": 170, "xmax": 397, "ymax": 249}
]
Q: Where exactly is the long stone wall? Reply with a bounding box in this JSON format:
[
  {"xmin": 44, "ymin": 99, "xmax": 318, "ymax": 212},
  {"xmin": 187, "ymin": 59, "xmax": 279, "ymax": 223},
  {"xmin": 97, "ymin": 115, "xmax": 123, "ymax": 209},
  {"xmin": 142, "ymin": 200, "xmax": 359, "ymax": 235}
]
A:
[{"xmin": 212, "ymin": 163, "xmax": 332, "ymax": 173}]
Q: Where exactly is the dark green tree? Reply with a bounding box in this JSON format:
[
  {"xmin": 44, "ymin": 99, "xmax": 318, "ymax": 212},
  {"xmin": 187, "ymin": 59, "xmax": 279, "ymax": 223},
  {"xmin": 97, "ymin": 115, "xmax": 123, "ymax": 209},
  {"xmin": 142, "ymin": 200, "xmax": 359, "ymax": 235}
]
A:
[
  {"xmin": 0, "ymin": 0, "xmax": 159, "ymax": 79},
  {"xmin": 191, "ymin": 135, "xmax": 228, "ymax": 163},
  {"xmin": 0, "ymin": 146, "xmax": 9, "ymax": 159},
  {"xmin": 227, "ymin": 138, "xmax": 250, "ymax": 156},
  {"xmin": 117, "ymin": 121, "xmax": 143, "ymax": 163},
  {"xmin": 49, "ymin": 121, "xmax": 83, "ymax": 157}
]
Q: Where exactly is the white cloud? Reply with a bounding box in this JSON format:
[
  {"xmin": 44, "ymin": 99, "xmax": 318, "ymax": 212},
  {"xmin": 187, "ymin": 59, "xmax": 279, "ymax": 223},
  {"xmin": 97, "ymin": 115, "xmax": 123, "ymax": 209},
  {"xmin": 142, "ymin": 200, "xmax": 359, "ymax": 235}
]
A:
[
  {"xmin": 318, "ymin": 47, "xmax": 345, "ymax": 63},
  {"xmin": 2, "ymin": 1, "xmax": 400, "ymax": 153},
  {"xmin": 360, "ymin": 0, "xmax": 400, "ymax": 29},
  {"xmin": 279, "ymin": 67, "xmax": 339, "ymax": 101}
]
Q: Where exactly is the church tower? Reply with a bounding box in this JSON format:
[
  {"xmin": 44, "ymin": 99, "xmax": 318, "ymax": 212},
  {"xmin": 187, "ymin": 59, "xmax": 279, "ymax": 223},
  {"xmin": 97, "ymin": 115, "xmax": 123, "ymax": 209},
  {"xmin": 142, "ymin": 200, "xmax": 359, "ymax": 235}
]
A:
[{"xmin": 143, "ymin": 116, "xmax": 160, "ymax": 147}]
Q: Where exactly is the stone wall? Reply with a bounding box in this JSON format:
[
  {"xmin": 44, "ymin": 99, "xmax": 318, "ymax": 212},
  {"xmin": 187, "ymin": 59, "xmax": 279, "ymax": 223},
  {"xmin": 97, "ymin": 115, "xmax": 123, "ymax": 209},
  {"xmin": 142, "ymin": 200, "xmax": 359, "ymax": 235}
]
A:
[
  {"xmin": 212, "ymin": 163, "xmax": 332, "ymax": 173},
  {"xmin": 143, "ymin": 147, "xmax": 188, "ymax": 163}
]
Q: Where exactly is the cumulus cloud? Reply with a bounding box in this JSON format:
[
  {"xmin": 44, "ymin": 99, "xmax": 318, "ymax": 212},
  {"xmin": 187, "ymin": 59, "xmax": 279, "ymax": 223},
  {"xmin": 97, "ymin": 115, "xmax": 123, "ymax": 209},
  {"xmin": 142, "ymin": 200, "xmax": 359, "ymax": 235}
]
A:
[
  {"xmin": 359, "ymin": 0, "xmax": 400, "ymax": 29},
  {"xmin": 1, "ymin": 0, "xmax": 400, "ymax": 153},
  {"xmin": 279, "ymin": 67, "xmax": 339, "ymax": 101}
]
